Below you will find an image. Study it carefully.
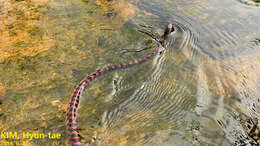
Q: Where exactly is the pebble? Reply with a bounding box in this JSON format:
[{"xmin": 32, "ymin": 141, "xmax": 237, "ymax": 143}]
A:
[{"xmin": 7, "ymin": 24, "xmax": 14, "ymax": 29}]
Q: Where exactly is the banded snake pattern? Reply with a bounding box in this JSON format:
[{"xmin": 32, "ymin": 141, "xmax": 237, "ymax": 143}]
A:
[{"xmin": 66, "ymin": 23, "xmax": 175, "ymax": 146}]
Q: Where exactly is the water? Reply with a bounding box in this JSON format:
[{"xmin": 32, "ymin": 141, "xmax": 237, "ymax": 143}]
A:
[{"xmin": 0, "ymin": 0, "xmax": 260, "ymax": 145}]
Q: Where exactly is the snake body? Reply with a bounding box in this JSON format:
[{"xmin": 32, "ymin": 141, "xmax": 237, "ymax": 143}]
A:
[{"xmin": 66, "ymin": 24, "xmax": 175, "ymax": 146}]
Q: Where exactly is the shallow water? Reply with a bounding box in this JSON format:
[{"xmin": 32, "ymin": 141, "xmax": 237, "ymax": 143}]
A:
[{"xmin": 0, "ymin": 0, "xmax": 260, "ymax": 145}]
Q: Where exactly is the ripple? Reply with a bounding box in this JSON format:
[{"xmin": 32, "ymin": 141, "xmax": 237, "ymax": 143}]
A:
[
  {"xmin": 76, "ymin": 0, "xmax": 260, "ymax": 145},
  {"xmin": 237, "ymin": 0, "xmax": 260, "ymax": 6},
  {"xmin": 96, "ymin": 20, "xmax": 198, "ymax": 145}
]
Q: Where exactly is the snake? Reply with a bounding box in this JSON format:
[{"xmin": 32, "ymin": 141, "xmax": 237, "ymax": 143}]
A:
[{"xmin": 66, "ymin": 23, "xmax": 175, "ymax": 146}]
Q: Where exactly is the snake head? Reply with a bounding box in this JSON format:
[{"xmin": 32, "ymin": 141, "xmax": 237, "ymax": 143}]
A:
[{"xmin": 163, "ymin": 23, "xmax": 175, "ymax": 39}]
